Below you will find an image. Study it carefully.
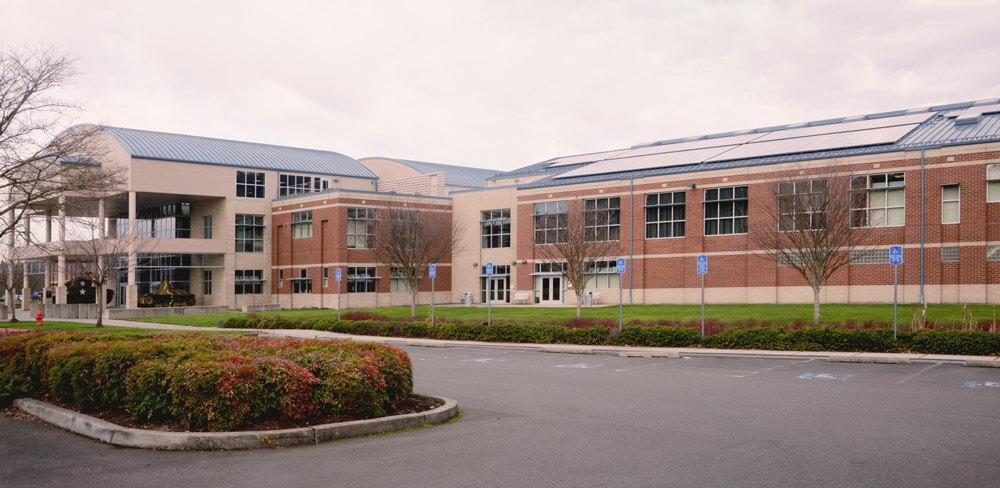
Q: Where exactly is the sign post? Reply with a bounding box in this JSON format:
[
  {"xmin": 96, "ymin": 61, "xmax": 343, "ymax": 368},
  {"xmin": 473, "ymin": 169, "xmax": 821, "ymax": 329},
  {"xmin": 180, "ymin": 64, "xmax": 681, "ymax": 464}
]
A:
[
  {"xmin": 697, "ymin": 255, "xmax": 708, "ymax": 338},
  {"xmin": 335, "ymin": 268, "xmax": 342, "ymax": 320},
  {"xmin": 485, "ymin": 262, "xmax": 494, "ymax": 326},
  {"xmin": 889, "ymin": 246, "xmax": 903, "ymax": 339},
  {"xmin": 616, "ymin": 257, "xmax": 626, "ymax": 331},
  {"xmin": 428, "ymin": 264, "xmax": 437, "ymax": 326}
]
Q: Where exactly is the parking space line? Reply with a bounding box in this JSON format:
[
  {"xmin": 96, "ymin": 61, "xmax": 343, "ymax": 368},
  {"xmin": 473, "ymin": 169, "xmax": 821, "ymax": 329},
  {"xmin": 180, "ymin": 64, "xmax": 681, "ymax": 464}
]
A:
[{"xmin": 896, "ymin": 362, "xmax": 943, "ymax": 385}]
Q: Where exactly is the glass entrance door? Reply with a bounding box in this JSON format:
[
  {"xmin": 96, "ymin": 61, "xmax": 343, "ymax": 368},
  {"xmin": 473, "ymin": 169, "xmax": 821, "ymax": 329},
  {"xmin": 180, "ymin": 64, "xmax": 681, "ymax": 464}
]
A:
[{"xmin": 540, "ymin": 276, "xmax": 562, "ymax": 303}]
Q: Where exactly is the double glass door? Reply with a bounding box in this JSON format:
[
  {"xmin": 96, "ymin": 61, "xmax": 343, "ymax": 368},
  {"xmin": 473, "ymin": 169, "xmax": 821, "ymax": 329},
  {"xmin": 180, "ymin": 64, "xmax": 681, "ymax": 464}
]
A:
[{"xmin": 539, "ymin": 276, "xmax": 561, "ymax": 303}]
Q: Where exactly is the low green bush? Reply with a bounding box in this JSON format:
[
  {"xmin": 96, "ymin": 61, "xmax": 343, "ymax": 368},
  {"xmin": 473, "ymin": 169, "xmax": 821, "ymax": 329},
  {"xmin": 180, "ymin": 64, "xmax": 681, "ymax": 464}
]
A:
[
  {"xmin": 0, "ymin": 332, "xmax": 413, "ymax": 431},
  {"xmin": 900, "ymin": 329, "xmax": 1000, "ymax": 355}
]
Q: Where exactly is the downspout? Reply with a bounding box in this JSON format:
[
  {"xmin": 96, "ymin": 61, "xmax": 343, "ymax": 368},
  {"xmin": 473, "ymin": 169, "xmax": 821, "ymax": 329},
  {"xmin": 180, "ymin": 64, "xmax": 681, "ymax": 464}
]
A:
[
  {"xmin": 629, "ymin": 178, "xmax": 634, "ymax": 304},
  {"xmin": 920, "ymin": 149, "xmax": 925, "ymax": 304}
]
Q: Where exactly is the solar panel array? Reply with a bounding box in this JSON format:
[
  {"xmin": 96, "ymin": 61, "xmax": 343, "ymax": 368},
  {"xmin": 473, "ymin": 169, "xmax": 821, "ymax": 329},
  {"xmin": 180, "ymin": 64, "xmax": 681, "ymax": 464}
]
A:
[{"xmin": 551, "ymin": 112, "xmax": 933, "ymax": 180}]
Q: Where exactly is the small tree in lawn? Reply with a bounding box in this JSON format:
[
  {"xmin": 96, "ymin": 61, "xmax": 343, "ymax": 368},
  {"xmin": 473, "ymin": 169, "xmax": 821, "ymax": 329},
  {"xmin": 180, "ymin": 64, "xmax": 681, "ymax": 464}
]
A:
[
  {"xmin": 533, "ymin": 200, "xmax": 622, "ymax": 319},
  {"xmin": 369, "ymin": 205, "xmax": 459, "ymax": 318},
  {"xmin": 0, "ymin": 254, "xmax": 25, "ymax": 322},
  {"xmin": 752, "ymin": 175, "xmax": 881, "ymax": 325}
]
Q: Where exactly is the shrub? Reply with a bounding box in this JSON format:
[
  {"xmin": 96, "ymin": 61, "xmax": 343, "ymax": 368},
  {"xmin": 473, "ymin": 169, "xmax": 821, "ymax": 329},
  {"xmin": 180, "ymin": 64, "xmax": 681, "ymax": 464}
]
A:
[{"xmin": 564, "ymin": 326, "xmax": 610, "ymax": 345}]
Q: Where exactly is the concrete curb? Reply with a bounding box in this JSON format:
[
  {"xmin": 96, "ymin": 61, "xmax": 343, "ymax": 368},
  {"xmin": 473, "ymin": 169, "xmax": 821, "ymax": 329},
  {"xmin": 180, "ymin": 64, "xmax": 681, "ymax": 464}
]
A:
[
  {"xmin": 963, "ymin": 357, "xmax": 1000, "ymax": 368},
  {"xmin": 829, "ymin": 353, "xmax": 913, "ymax": 365},
  {"xmin": 14, "ymin": 395, "xmax": 458, "ymax": 451}
]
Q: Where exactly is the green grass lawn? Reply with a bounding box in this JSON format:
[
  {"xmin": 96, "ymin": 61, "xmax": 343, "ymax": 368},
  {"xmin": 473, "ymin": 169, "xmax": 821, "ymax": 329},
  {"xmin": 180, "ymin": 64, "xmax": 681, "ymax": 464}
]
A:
[
  {"xmin": 123, "ymin": 303, "xmax": 1000, "ymax": 328},
  {"xmin": 0, "ymin": 321, "xmax": 235, "ymax": 334}
]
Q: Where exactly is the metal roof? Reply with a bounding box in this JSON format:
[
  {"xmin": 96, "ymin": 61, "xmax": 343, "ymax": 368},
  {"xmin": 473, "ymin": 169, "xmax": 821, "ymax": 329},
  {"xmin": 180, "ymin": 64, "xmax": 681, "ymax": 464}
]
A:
[
  {"xmin": 510, "ymin": 98, "xmax": 1000, "ymax": 189},
  {"xmin": 361, "ymin": 157, "xmax": 502, "ymax": 188},
  {"xmin": 99, "ymin": 126, "xmax": 377, "ymax": 179}
]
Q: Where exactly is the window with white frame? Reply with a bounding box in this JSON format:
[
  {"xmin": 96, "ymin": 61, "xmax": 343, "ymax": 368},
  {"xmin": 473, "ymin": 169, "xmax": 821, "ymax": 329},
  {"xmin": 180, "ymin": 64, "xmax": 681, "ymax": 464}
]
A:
[
  {"xmin": 203, "ymin": 215, "xmax": 212, "ymax": 239},
  {"xmin": 584, "ymin": 260, "xmax": 620, "ymax": 289},
  {"xmin": 278, "ymin": 269, "xmax": 283, "ymax": 288},
  {"xmin": 292, "ymin": 268, "xmax": 312, "ymax": 293},
  {"xmin": 234, "ymin": 269, "xmax": 263, "ymax": 294},
  {"xmin": 704, "ymin": 186, "xmax": 748, "ymax": 235},
  {"xmin": 851, "ymin": 173, "xmax": 905, "ymax": 227},
  {"xmin": 292, "ymin": 210, "xmax": 313, "ymax": 238},
  {"xmin": 779, "ymin": 179, "xmax": 827, "ymax": 231},
  {"xmin": 988, "ymin": 164, "xmax": 1000, "ymax": 203},
  {"xmin": 390, "ymin": 267, "xmax": 415, "ymax": 292},
  {"xmin": 584, "ymin": 197, "xmax": 620, "ymax": 242},
  {"xmin": 279, "ymin": 174, "xmax": 329, "ymax": 197},
  {"xmin": 347, "ymin": 266, "xmax": 377, "ymax": 293},
  {"xmin": 323, "ymin": 267, "xmax": 329, "ymax": 288},
  {"xmin": 347, "ymin": 208, "xmax": 376, "ymax": 249},
  {"xmin": 481, "ymin": 209, "xmax": 511, "ymax": 248},
  {"xmin": 941, "ymin": 185, "xmax": 960, "ymax": 224},
  {"xmin": 533, "ymin": 201, "xmax": 567, "ymax": 244},
  {"xmin": 236, "ymin": 171, "xmax": 265, "ymax": 198},
  {"xmin": 235, "ymin": 214, "xmax": 265, "ymax": 252},
  {"xmin": 645, "ymin": 191, "xmax": 685, "ymax": 239}
]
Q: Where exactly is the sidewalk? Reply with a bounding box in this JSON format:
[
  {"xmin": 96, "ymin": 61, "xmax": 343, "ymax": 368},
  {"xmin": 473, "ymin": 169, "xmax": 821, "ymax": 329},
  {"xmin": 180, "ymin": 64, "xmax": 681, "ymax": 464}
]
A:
[{"xmin": 60, "ymin": 318, "xmax": 1000, "ymax": 367}]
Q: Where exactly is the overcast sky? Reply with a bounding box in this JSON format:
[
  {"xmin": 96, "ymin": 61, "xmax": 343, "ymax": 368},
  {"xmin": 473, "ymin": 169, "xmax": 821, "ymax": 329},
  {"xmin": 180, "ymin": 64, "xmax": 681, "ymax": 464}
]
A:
[{"xmin": 4, "ymin": 0, "xmax": 1000, "ymax": 171}]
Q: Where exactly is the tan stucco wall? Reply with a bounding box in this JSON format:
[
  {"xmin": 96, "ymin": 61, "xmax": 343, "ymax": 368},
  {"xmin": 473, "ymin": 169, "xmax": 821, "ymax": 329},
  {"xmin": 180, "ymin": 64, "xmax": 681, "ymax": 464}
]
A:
[{"xmin": 451, "ymin": 187, "xmax": 518, "ymax": 303}]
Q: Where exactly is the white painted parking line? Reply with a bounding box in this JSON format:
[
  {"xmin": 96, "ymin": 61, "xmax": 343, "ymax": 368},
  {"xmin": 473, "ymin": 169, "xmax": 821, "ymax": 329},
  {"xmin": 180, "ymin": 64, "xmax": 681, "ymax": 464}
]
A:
[
  {"xmin": 798, "ymin": 373, "xmax": 854, "ymax": 381},
  {"xmin": 962, "ymin": 381, "xmax": 1000, "ymax": 388},
  {"xmin": 552, "ymin": 363, "xmax": 603, "ymax": 369},
  {"xmin": 461, "ymin": 358, "xmax": 505, "ymax": 363},
  {"xmin": 895, "ymin": 362, "xmax": 942, "ymax": 384}
]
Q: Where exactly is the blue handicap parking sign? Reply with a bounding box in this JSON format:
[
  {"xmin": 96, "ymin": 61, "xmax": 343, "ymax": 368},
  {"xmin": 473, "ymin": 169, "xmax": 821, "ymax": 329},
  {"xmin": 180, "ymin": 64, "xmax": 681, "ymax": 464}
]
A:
[
  {"xmin": 429, "ymin": 264, "xmax": 436, "ymax": 278},
  {"xmin": 697, "ymin": 255, "xmax": 708, "ymax": 274},
  {"xmin": 335, "ymin": 268, "xmax": 342, "ymax": 281},
  {"xmin": 616, "ymin": 257, "xmax": 626, "ymax": 274},
  {"xmin": 889, "ymin": 246, "xmax": 903, "ymax": 265},
  {"xmin": 485, "ymin": 262, "xmax": 494, "ymax": 276}
]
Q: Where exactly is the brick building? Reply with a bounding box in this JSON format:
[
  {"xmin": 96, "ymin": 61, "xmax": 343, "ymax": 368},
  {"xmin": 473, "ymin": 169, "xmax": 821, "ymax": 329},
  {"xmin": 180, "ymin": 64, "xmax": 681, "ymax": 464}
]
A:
[{"xmin": 17, "ymin": 98, "xmax": 1000, "ymax": 311}]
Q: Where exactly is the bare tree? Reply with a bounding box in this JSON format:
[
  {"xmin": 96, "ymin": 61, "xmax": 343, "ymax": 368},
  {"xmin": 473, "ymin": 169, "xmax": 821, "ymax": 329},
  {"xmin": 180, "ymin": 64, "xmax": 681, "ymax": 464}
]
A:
[
  {"xmin": 0, "ymin": 255, "xmax": 25, "ymax": 322},
  {"xmin": 533, "ymin": 200, "xmax": 622, "ymax": 319},
  {"xmin": 1, "ymin": 45, "xmax": 123, "ymax": 244},
  {"xmin": 752, "ymin": 175, "xmax": 882, "ymax": 325},
  {"xmin": 369, "ymin": 205, "xmax": 459, "ymax": 318}
]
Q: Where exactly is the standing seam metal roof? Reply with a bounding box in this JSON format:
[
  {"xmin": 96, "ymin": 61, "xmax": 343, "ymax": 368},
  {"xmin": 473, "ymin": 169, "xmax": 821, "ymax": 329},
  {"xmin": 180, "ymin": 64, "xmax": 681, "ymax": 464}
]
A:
[
  {"xmin": 98, "ymin": 126, "xmax": 377, "ymax": 179},
  {"xmin": 361, "ymin": 157, "xmax": 501, "ymax": 188}
]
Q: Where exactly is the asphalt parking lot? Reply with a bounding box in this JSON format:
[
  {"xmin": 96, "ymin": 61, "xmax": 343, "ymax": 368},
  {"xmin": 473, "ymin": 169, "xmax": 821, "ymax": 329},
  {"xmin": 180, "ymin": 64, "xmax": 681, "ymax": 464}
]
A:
[{"xmin": 2, "ymin": 345, "xmax": 998, "ymax": 487}]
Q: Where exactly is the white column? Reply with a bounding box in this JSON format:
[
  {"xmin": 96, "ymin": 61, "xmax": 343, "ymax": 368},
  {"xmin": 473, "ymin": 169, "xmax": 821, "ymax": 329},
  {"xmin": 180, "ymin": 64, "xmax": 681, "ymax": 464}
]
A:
[
  {"xmin": 126, "ymin": 191, "xmax": 138, "ymax": 309},
  {"xmin": 56, "ymin": 197, "xmax": 67, "ymax": 304},
  {"xmin": 21, "ymin": 215, "xmax": 31, "ymax": 311}
]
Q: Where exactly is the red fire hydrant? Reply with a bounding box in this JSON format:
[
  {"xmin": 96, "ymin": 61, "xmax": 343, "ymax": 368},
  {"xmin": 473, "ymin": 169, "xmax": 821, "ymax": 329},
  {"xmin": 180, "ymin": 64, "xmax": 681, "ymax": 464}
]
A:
[{"xmin": 35, "ymin": 309, "xmax": 44, "ymax": 326}]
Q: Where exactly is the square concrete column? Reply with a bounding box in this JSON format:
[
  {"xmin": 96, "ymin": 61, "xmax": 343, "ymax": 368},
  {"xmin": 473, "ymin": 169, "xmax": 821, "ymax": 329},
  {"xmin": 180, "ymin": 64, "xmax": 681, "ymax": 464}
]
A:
[
  {"xmin": 126, "ymin": 191, "xmax": 138, "ymax": 309},
  {"xmin": 56, "ymin": 196, "xmax": 67, "ymax": 304}
]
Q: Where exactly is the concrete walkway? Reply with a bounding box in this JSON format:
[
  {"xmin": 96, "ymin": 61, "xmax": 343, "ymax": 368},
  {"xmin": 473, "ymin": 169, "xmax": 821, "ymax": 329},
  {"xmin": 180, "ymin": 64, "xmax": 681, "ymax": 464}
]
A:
[{"xmin": 57, "ymin": 318, "xmax": 1000, "ymax": 367}]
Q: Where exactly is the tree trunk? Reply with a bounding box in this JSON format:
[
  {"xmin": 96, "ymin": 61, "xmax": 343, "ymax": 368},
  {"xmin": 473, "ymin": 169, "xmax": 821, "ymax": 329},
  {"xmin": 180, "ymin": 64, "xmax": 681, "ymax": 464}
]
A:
[
  {"xmin": 813, "ymin": 286, "xmax": 821, "ymax": 326},
  {"xmin": 410, "ymin": 293, "xmax": 417, "ymax": 319},
  {"xmin": 96, "ymin": 286, "xmax": 104, "ymax": 328},
  {"xmin": 576, "ymin": 291, "xmax": 583, "ymax": 319}
]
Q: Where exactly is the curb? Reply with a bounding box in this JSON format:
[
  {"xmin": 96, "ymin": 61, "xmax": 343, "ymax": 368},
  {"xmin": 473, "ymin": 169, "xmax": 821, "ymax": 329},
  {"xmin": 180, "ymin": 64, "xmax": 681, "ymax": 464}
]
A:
[
  {"xmin": 14, "ymin": 395, "xmax": 458, "ymax": 451},
  {"xmin": 963, "ymin": 357, "xmax": 1000, "ymax": 368}
]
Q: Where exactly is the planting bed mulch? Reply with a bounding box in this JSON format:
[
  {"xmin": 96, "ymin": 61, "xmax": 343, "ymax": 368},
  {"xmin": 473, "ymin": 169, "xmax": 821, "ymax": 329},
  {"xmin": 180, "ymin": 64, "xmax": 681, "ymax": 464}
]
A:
[{"xmin": 4, "ymin": 394, "xmax": 444, "ymax": 433}]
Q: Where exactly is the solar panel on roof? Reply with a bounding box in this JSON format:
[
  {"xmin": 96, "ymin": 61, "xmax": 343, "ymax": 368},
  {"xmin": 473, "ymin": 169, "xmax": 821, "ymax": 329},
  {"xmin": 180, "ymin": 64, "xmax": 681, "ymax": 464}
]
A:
[
  {"xmin": 546, "ymin": 148, "xmax": 632, "ymax": 167},
  {"xmin": 752, "ymin": 112, "xmax": 933, "ymax": 142},
  {"xmin": 553, "ymin": 145, "xmax": 734, "ymax": 179},
  {"xmin": 705, "ymin": 124, "xmax": 920, "ymax": 162},
  {"xmin": 613, "ymin": 132, "xmax": 765, "ymax": 158},
  {"xmin": 948, "ymin": 103, "xmax": 1000, "ymax": 125}
]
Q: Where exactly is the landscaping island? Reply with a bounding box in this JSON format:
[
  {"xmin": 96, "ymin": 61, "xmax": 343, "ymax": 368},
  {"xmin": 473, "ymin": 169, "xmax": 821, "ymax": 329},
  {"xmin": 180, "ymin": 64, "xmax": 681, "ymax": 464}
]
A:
[{"xmin": 0, "ymin": 331, "xmax": 457, "ymax": 448}]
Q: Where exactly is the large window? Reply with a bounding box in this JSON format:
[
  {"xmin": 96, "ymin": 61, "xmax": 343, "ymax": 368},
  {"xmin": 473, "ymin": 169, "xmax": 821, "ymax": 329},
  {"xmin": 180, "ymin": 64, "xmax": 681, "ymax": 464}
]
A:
[
  {"xmin": 390, "ymin": 267, "xmax": 414, "ymax": 293},
  {"xmin": 585, "ymin": 260, "xmax": 620, "ymax": 289},
  {"xmin": 203, "ymin": 270, "xmax": 212, "ymax": 296},
  {"xmin": 988, "ymin": 164, "xmax": 1000, "ymax": 203},
  {"xmin": 942, "ymin": 185, "xmax": 960, "ymax": 224},
  {"xmin": 347, "ymin": 266, "xmax": 377, "ymax": 293},
  {"xmin": 279, "ymin": 174, "xmax": 329, "ymax": 197},
  {"xmin": 236, "ymin": 171, "xmax": 265, "ymax": 198},
  {"xmin": 645, "ymin": 192, "xmax": 685, "ymax": 239},
  {"xmin": 347, "ymin": 208, "xmax": 376, "ymax": 249},
  {"xmin": 851, "ymin": 173, "xmax": 904, "ymax": 227},
  {"xmin": 584, "ymin": 197, "xmax": 620, "ymax": 242},
  {"xmin": 203, "ymin": 215, "xmax": 212, "ymax": 239},
  {"xmin": 481, "ymin": 209, "xmax": 511, "ymax": 248},
  {"xmin": 116, "ymin": 203, "xmax": 191, "ymax": 239},
  {"xmin": 704, "ymin": 186, "xmax": 748, "ymax": 235},
  {"xmin": 235, "ymin": 214, "xmax": 265, "ymax": 252},
  {"xmin": 534, "ymin": 201, "xmax": 567, "ymax": 244},
  {"xmin": 779, "ymin": 179, "xmax": 827, "ymax": 231},
  {"xmin": 292, "ymin": 210, "xmax": 313, "ymax": 238},
  {"xmin": 292, "ymin": 268, "xmax": 312, "ymax": 294},
  {"xmin": 234, "ymin": 269, "xmax": 263, "ymax": 294}
]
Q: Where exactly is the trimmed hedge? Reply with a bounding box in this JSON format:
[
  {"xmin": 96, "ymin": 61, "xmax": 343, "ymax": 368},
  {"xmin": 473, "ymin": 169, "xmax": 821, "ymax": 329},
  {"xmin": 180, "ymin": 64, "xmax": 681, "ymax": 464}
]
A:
[
  {"xmin": 219, "ymin": 316, "xmax": 1000, "ymax": 356},
  {"xmin": 0, "ymin": 332, "xmax": 412, "ymax": 431}
]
